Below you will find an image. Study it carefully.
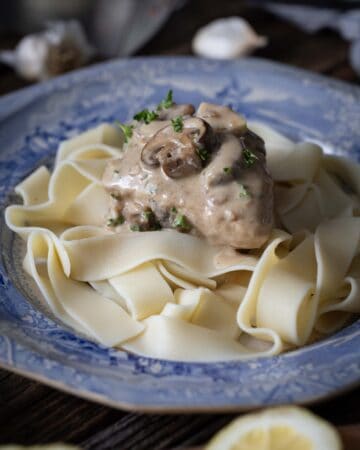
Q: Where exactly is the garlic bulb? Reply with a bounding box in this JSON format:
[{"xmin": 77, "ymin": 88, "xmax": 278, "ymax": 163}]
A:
[
  {"xmin": 192, "ymin": 17, "xmax": 267, "ymax": 60},
  {"xmin": 0, "ymin": 21, "xmax": 94, "ymax": 81}
]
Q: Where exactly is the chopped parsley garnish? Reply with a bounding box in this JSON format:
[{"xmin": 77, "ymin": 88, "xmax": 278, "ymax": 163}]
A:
[
  {"xmin": 197, "ymin": 147, "xmax": 210, "ymax": 163},
  {"xmin": 171, "ymin": 207, "xmax": 177, "ymax": 214},
  {"xmin": 243, "ymin": 148, "xmax": 259, "ymax": 168},
  {"xmin": 223, "ymin": 167, "xmax": 231, "ymax": 174},
  {"xmin": 171, "ymin": 116, "xmax": 183, "ymax": 133},
  {"xmin": 133, "ymin": 108, "xmax": 159, "ymax": 124},
  {"xmin": 130, "ymin": 224, "xmax": 141, "ymax": 232},
  {"xmin": 142, "ymin": 210, "xmax": 162, "ymax": 230},
  {"xmin": 157, "ymin": 90, "xmax": 173, "ymax": 110},
  {"xmin": 107, "ymin": 214, "xmax": 125, "ymax": 227},
  {"xmin": 173, "ymin": 213, "xmax": 191, "ymax": 231},
  {"xmin": 143, "ymin": 210, "xmax": 154, "ymax": 221},
  {"xmin": 115, "ymin": 121, "xmax": 133, "ymax": 143},
  {"xmin": 110, "ymin": 192, "xmax": 120, "ymax": 199},
  {"xmin": 238, "ymin": 184, "xmax": 250, "ymax": 198}
]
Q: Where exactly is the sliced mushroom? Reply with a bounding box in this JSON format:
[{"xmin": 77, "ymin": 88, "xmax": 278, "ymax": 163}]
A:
[
  {"xmin": 158, "ymin": 103, "xmax": 195, "ymax": 120},
  {"xmin": 141, "ymin": 118, "xmax": 212, "ymax": 178},
  {"xmin": 182, "ymin": 117, "xmax": 209, "ymax": 144},
  {"xmin": 241, "ymin": 129, "xmax": 265, "ymax": 154},
  {"xmin": 196, "ymin": 102, "xmax": 247, "ymax": 135},
  {"xmin": 140, "ymin": 137, "xmax": 162, "ymax": 167},
  {"xmin": 158, "ymin": 134, "xmax": 203, "ymax": 178}
]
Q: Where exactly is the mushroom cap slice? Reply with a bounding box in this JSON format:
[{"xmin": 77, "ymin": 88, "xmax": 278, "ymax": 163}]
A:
[
  {"xmin": 196, "ymin": 102, "xmax": 247, "ymax": 135},
  {"xmin": 141, "ymin": 136, "xmax": 163, "ymax": 167},
  {"xmin": 158, "ymin": 134, "xmax": 203, "ymax": 178},
  {"xmin": 182, "ymin": 116, "xmax": 209, "ymax": 144},
  {"xmin": 158, "ymin": 103, "xmax": 195, "ymax": 120},
  {"xmin": 141, "ymin": 118, "xmax": 212, "ymax": 178},
  {"xmin": 241, "ymin": 129, "xmax": 266, "ymax": 154}
]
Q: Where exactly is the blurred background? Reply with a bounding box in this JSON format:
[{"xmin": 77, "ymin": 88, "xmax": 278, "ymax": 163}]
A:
[{"xmin": 0, "ymin": 0, "xmax": 359, "ymax": 96}]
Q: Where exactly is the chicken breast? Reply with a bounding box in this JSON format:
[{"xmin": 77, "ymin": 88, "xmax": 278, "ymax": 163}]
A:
[{"xmin": 102, "ymin": 102, "xmax": 273, "ymax": 249}]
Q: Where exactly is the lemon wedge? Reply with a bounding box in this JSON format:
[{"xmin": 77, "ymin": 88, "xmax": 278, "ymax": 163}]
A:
[{"xmin": 205, "ymin": 406, "xmax": 342, "ymax": 450}]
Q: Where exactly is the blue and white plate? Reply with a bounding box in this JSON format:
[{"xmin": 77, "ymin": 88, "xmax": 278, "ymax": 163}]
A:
[{"xmin": 0, "ymin": 57, "xmax": 359, "ymax": 412}]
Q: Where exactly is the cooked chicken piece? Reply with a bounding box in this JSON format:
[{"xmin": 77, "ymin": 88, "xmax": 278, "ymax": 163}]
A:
[{"xmin": 102, "ymin": 102, "xmax": 273, "ymax": 249}]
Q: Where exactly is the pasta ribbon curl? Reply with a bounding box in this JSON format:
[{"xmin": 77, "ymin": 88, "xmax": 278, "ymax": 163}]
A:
[{"xmin": 5, "ymin": 123, "xmax": 360, "ymax": 361}]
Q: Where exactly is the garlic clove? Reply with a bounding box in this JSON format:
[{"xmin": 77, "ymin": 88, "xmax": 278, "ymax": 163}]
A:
[
  {"xmin": 192, "ymin": 17, "xmax": 267, "ymax": 60},
  {"xmin": 0, "ymin": 20, "xmax": 94, "ymax": 81},
  {"xmin": 15, "ymin": 36, "xmax": 50, "ymax": 81}
]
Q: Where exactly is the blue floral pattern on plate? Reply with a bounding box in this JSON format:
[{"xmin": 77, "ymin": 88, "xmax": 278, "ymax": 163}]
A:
[{"xmin": 0, "ymin": 57, "xmax": 359, "ymax": 411}]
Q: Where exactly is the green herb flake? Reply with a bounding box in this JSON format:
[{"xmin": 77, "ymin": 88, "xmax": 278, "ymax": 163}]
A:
[
  {"xmin": 238, "ymin": 184, "xmax": 250, "ymax": 198},
  {"xmin": 157, "ymin": 90, "xmax": 173, "ymax": 110},
  {"xmin": 133, "ymin": 108, "xmax": 159, "ymax": 124},
  {"xmin": 130, "ymin": 224, "xmax": 141, "ymax": 232},
  {"xmin": 243, "ymin": 148, "xmax": 259, "ymax": 168},
  {"xmin": 173, "ymin": 213, "xmax": 191, "ymax": 231},
  {"xmin": 171, "ymin": 116, "xmax": 183, "ymax": 133},
  {"xmin": 197, "ymin": 147, "xmax": 210, "ymax": 163},
  {"xmin": 107, "ymin": 214, "xmax": 125, "ymax": 227},
  {"xmin": 113, "ymin": 169, "xmax": 120, "ymax": 174},
  {"xmin": 110, "ymin": 192, "xmax": 120, "ymax": 200},
  {"xmin": 143, "ymin": 210, "xmax": 153, "ymax": 221},
  {"xmin": 115, "ymin": 121, "xmax": 133, "ymax": 143},
  {"xmin": 142, "ymin": 210, "xmax": 162, "ymax": 230},
  {"xmin": 223, "ymin": 167, "xmax": 231, "ymax": 174},
  {"xmin": 171, "ymin": 207, "xmax": 177, "ymax": 214}
]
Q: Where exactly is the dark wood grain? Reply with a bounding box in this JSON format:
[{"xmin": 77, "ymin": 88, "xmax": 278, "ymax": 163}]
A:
[
  {"xmin": 0, "ymin": 1, "xmax": 359, "ymax": 449},
  {"xmin": 137, "ymin": 1, "xmax": 358, "ymax": 84},
  {"xmin": 0, "ymin": 368, "xmax": 359, "ymax": 449}
]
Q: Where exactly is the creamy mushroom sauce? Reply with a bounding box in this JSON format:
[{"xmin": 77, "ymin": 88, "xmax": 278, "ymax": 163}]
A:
[{"xmin": 102, "ymin": 102, "xmax": 273, "ymax": 249}]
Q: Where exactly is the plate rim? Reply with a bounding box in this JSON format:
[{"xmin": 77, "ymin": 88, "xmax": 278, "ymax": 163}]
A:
[
  {"xmin": 0, "ymin": 55, "xmax": 359, "ymax": 412},
  {"xmin": 0, "ymin": 357, "xmax": 359, "ymax": 413}
]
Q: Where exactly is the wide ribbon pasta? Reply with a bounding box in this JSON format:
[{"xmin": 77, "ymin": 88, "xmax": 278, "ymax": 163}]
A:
[{"xmin": 5, "ymin": 122, "xmax": 360, "ymax": 361}]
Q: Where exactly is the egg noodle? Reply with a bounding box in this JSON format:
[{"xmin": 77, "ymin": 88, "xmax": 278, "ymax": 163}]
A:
[{"xmin": 5, "ymin": 122, "xmax": 360, "ymax": 361}]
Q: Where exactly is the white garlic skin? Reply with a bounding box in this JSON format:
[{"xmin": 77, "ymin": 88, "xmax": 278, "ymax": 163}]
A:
[
  {"xmin": 192, "ymin": 17, "xmax": 267, "ymax": 60},
  {"xmin": 0, "ymin": 20, "xmax": 94, "ymax": 81},
  {"xmin": 15, "ymin": 36, "xmax": 50, "ymax": 81}
]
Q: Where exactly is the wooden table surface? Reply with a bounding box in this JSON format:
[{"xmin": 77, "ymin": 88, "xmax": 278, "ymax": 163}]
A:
[{"xmin": 0, "ymin": 1, "xmax": 359, "ymax": 448}]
